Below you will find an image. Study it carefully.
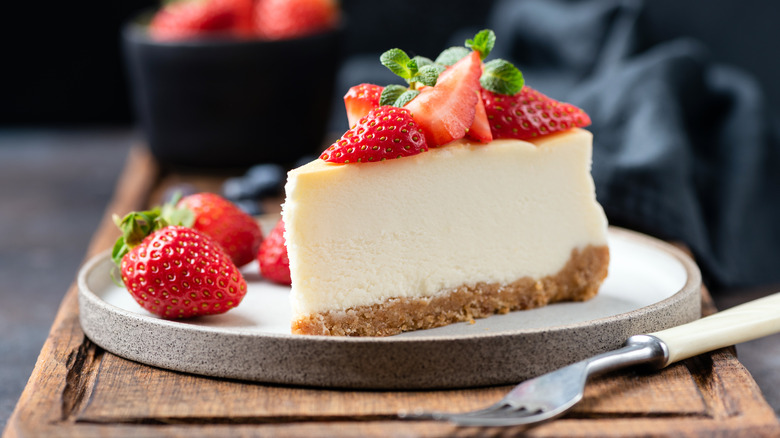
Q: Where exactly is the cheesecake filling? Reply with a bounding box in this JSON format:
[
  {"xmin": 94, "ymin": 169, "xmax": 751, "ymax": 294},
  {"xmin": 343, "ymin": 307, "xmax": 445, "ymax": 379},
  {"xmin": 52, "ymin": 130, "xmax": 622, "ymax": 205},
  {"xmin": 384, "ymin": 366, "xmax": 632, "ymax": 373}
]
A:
[{"xmin": 283, "ymin": 129, "xmax": 609, "ymax": 334}]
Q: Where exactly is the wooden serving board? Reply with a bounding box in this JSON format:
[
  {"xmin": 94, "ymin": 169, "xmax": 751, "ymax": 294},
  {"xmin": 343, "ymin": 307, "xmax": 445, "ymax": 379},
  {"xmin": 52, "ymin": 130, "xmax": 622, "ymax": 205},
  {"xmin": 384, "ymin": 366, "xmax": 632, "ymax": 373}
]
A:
[{"xmin": 4, "ymin": 146, "xmax": 779, "ymax": 437}]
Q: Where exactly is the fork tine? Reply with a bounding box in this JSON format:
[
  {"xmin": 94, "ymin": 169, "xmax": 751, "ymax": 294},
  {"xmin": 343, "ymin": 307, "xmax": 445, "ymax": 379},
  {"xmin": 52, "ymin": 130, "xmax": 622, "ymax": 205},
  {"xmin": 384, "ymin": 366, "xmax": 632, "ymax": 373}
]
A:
[
  {"xmin": 445, "ymin": 411, "xmax": 545, "ymax": 427},
  {"xmin": 456, "ymin": 402, "xmax": 521, "ymax": 417},
  {"xmin": 454, "ymin": 401, "xmax": 513, "ymax": 417}
]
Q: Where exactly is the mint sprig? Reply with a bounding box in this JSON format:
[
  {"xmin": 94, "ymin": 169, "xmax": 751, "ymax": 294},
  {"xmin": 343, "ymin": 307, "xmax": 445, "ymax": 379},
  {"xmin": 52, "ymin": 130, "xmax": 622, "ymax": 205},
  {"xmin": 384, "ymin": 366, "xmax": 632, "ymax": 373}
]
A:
[
  {"xmin": 481, "ymin": 59, "xmax": 524, "ymax": 95},
  {"xmin": 380, "ymin": 50, "xmax": 448, "ymax": 89},
  {"xmin": 379, "ymin": 84, "xmax": 408, "ymax": 106},
  {"xmin": 393, "ymin": 89, "xmax": 421, "ymax": 107},
  {"xmin": 380, "ymin": 49, "xmax": 416, "ymax": 82},
  {"xmin": 466, "ymin": 29, "xmax": 496, "ymax": 61},
  {"xmin": 377, "ymin": 28, "xmax": 525, "ymax": 109},
  {"xmin": 434, "ymin": 46, "xmax": 469, "ymax": 67}
]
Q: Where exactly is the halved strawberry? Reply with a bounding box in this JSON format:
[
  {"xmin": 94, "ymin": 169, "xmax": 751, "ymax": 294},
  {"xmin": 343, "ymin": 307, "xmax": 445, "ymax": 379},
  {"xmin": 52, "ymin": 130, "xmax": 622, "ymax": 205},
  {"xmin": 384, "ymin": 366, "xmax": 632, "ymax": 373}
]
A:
[
  {"xmin": 321, "ymin": 106, "xmax": 428, "ymax": 163},
  {"xmin": 466, "ymin": 90, "xmax": 493, "ymax": 143},
  {"xmin": 481, "ymin": 86, "xmax": 591, "ymax": 140},
  {"xmin": 403, "ymin": 50, "xmax": 482, "ymax": 147},
  {"xmin": 344, "ymin": 83, "xmax": 383, "ymax": 128}
]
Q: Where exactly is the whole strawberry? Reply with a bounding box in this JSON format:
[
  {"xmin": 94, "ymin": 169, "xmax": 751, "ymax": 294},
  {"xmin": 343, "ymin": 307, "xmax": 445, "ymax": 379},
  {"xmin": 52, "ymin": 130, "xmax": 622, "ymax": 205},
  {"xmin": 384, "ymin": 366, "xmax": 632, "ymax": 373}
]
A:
[
  {"xmin": 257, "ymin": 218, "xmax": 291, "ymax": 285},
  {"xmin": 254, "ymin": 0, "xmax": 339, "ymax": 40},
  {"xmin": 481, "ymin": 86, "xmax": 591, "ymax": 140},
  {"xmin": 320, "ymin": 106, "xmax": 428, "ymax": 163},
  {"xmin": 112, "ymin": 213, "xmax": 247, "ymax": 318},
  {"xmin": 178, "ymin": 192, "xmax": 263, "ymax": 268}
]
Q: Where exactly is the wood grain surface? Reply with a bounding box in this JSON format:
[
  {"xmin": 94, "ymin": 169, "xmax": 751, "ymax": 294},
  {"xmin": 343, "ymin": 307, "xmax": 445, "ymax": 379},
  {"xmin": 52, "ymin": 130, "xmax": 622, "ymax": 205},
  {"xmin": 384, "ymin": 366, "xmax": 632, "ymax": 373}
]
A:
[{"xmin": 3, "ymin": 146, "xmax": 779, "ymax": 437}]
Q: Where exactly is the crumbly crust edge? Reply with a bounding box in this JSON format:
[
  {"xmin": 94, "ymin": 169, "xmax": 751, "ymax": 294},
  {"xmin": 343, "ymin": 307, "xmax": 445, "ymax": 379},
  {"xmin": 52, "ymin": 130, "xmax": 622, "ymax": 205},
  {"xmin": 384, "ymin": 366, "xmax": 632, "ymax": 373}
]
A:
[{"xmin": 292, "ymin": 245, "xmax": 610, "ymax": 337}]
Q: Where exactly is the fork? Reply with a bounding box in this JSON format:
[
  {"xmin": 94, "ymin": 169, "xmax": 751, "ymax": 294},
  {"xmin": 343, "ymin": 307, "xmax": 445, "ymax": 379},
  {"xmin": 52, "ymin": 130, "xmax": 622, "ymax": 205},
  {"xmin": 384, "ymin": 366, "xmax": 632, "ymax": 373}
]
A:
[{"xmin": 399, "ymin": 291, "xmax": 780, "ymax": 427}]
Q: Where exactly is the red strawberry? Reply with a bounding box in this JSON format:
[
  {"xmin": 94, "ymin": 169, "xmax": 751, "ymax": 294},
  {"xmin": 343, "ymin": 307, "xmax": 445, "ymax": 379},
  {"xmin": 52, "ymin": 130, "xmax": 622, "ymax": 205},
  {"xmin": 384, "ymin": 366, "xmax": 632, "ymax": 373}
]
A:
[
  {"xmin": 403, "ymin": 50, "xmax": 482, "ymax": 147},
  {"xmin": 118, "ymin": 225, "xmax": 247, "ymax": 318},
  {"xmin": 257, "ymin": 218, "xmax": 291, "ymax": 285},
  {"xmin": 481, "ymin": 86, "xmax": 591, "ymax": 140},
  {"xmin": 344, "ymin": 83, "xmax": 383, "ymax": 128},
  {"xmin": 320, "ymin": 106, "xmax": 428, "ymax": 163},
  {"xmin": 178, "ymin": 193, "xmax": 263, "ymax": 268},
  {"xmin": 466, "ymin": 90, "xmax": 493, "ymax": 143},
  {"xmin": 254, "ymin": 0, "xmax": 339, "ymax": 40},
  {"xmin": 149, "ymin": 0, "xmax": 251, "ymax": 41}
]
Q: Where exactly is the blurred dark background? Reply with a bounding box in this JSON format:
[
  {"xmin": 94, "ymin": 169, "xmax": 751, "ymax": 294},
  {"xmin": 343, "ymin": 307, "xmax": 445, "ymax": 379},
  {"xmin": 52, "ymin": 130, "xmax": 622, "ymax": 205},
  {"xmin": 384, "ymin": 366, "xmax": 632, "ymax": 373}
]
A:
[
  {"xmin": 2, "ymin": 0, "xmax": 780, "ymax": 430},
  {"xmin": 2, "ymin": 0, "xmax": 779, "ymax": 126}
]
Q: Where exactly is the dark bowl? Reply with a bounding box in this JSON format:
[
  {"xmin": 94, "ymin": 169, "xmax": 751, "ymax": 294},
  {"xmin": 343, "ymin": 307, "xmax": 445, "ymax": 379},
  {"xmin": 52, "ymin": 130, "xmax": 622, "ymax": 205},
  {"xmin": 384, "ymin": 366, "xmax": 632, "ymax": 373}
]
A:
[{"xmin": 122, "ymin": 19, "xmax": 342, "ymax": 170}]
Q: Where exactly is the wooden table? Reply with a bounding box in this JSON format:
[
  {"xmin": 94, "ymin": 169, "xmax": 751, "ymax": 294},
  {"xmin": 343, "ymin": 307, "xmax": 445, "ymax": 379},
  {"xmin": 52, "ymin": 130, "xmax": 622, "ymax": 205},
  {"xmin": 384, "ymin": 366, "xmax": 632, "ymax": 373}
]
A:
[{"xmin": 4, "ymin": 146, "xmax": 779, "ymax": 437}]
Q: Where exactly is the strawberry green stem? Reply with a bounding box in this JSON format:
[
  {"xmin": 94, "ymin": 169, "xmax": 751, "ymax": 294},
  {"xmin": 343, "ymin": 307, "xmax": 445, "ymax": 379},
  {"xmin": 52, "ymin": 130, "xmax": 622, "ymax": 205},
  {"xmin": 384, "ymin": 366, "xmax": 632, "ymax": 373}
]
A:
[{"xmin": 110, "ymin": 192, "xmax": 195, "ymax": 267}]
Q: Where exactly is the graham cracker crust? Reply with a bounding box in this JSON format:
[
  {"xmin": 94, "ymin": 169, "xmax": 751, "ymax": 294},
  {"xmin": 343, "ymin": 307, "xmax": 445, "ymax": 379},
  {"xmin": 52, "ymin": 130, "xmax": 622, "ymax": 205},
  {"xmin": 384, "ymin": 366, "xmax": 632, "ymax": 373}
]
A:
[{"xmin": 292, "ymin": 245, "xmax": 610, "ymax": 337}]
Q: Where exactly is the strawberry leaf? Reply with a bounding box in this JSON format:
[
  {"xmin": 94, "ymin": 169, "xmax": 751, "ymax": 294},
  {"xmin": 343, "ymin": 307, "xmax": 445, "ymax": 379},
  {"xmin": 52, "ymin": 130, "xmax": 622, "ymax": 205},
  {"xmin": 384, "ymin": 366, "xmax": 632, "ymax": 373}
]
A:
[
  {"xmin": 481, "ymin": 59, "xmax": 524, "ymax": 95},
  {"xmin": 380, "ymin": 84, "xmax": 408, "ymax": 106},
  {"xmin": 111, "ymin": 209, "xmax": 162, "ymax": 266},
  {"xmin": 435, "ymin": 46, "xmax": 470, "ymax": 66},
  {"xmin": 466, "ymin": 29, "xmax": 496, "ymax": 61},
  {"xmin": 110, "ymin": 195, "xmax": 195, "ymax": 268}
]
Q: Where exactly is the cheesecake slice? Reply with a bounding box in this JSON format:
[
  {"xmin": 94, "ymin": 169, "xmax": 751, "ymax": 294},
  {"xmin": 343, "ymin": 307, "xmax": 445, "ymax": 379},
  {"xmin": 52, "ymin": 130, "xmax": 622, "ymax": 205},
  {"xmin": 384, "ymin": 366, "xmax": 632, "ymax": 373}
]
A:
[{"xmin": 282, "ymin": 128, "xmax": 609, "ymax": 336}]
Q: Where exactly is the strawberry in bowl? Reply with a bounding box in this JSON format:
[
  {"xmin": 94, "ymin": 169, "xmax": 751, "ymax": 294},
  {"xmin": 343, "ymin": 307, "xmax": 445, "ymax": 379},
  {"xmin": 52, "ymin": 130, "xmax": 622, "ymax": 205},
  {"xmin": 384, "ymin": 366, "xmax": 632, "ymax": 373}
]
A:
[{"xmin": 123, "ymin": 0, "xmax": 342, "ymax": 169}]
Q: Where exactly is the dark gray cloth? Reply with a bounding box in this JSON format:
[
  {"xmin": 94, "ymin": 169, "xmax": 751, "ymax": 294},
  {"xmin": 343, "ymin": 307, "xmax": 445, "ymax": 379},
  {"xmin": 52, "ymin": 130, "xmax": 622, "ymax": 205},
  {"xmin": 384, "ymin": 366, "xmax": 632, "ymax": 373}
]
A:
[
  {"xmin": 334, "ymin": 0, "xmax": 780, "ymax": 289},
  {"xmin": 485, "ymin": 0, "xmax": 780, "ymax": 289}
]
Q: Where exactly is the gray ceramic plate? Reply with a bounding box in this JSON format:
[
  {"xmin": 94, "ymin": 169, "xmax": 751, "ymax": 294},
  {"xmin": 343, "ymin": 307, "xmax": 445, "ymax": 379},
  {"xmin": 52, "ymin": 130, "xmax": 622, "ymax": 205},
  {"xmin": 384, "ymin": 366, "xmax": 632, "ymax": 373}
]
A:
[{"xmin": 78, "ymin": 227, "xmax": 701, "ymax": 389}]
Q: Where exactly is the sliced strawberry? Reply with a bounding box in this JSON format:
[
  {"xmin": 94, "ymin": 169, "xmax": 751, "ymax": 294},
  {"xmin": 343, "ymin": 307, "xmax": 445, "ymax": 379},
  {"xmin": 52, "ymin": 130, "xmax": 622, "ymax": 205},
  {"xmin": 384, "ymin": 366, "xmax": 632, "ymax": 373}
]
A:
[
  {"xmin": 321, "ymin": 106, "xmax": 428, "ymax": 164},
  {"xmin": 344, "ymin": 83, "xmax": 383, "ymax": 128},
  {"xmin": 257, "ymin": 218, "xmax": 291, "ymax": 285},
  {"xmin": 403, "ymin": 50, "xmax": 481, "ymax": 147},
  {"xmin": 481, "ymin": 86, "xmax": 591, "ymax": 140},
  {"xmin": 466, "ymin": 91, "xmax": 493, "ymax": 143}
]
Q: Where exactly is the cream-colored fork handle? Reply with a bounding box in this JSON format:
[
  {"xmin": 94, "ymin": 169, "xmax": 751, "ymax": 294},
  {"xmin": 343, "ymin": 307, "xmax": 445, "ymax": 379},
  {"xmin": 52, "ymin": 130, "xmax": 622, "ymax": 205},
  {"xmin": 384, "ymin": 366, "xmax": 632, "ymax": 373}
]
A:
[{"xmin": 650, "ymin": 292, "xmax": 780, "ymax": 366}]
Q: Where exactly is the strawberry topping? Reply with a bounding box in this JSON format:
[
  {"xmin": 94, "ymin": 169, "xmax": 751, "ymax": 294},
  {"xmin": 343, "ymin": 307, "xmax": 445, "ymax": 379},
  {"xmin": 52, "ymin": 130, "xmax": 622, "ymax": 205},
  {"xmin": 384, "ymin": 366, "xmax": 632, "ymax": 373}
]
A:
[
  {"xmin": 321, "ymin": 106, "xmax": 428, "ymax": 163},
  {"xmin": 481, "ymin": 86, "xmax": 591, "ymax": 141},
  {"xmin": 344, "ymin": 83, "xmax": 383, "ymax": 128},
  {"xmin": 466, "ymin": 90, "xmax": 493, "ymax": 143},
  {"xmin": 403, "ymin": 51, "xmax": 482, "ymax": 147}
]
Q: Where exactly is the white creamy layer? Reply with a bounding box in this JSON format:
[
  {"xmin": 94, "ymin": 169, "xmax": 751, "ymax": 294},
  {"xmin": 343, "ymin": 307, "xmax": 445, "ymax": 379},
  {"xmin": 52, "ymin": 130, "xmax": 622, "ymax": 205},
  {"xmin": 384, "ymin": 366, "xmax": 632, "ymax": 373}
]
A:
[{"xmin": 282, "ymin": 129, "xmax": 608, "ymax": 316}]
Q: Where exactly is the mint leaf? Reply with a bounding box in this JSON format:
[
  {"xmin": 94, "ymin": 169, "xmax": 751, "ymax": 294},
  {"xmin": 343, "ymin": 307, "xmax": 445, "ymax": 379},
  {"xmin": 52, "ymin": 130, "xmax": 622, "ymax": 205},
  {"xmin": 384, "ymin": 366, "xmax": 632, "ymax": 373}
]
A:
[
  {"xmin": 435, "ymin": 46, "xmax": 470, "ymax": 66},
  {"xmin": 416, "ymin": 64, "xmax": 445, "ymax": 87},
  {"xmin": 412, "ymin": 56, "xmax": 436, "ymax": 68},
  {"xmin": 466, "ymin": 29, "xmax": 496, "ymax": 60},
  {"xmin": 380, "ymin": 84, "xmax": 409, "ymax": 106},
  {"xmin": 480, "ymin": 59, "xmax": 524, "ymax": 95},
  {"xmin": 381, "ymin": 48, "xmax": 414, "ymax": 80},
  {"xmin": 394, "ymin": 89, "xmax": 420, "ymax": 107}
]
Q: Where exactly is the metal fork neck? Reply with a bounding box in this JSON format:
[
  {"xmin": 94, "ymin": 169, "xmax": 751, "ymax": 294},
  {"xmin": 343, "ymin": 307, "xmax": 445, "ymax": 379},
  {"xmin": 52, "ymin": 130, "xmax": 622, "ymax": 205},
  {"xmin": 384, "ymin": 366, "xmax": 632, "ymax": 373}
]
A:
[{"xmin": 585, "ymin": 335, "xmax": 669, "ymax": 377}]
